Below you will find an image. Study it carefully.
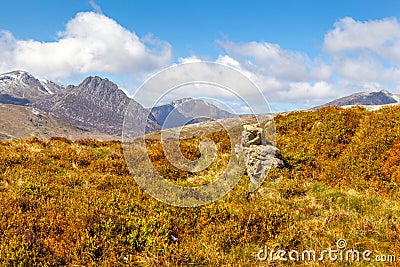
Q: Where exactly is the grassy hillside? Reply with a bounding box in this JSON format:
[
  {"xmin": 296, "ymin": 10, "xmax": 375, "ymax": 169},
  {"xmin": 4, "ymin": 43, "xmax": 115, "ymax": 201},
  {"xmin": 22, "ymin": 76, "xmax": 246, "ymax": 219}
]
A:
[
  {"xmin": 0, "ymin": 104, "xmax": 118, "ymax": 141},
  {"xmin": 0, "ymin": 106, "xmax": 399, "ymax": 266}
]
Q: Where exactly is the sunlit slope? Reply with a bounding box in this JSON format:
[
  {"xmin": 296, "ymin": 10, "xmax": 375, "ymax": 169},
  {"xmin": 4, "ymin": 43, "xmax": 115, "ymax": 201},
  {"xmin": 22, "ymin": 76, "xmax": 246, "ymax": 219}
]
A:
[{"xmin": 0, "ymin": 106, "xmax": 399, "ymax": 266}]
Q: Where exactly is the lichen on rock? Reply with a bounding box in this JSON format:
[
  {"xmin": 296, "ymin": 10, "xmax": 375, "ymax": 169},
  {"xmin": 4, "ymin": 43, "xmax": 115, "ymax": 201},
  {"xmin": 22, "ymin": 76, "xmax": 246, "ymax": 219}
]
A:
[{"xmin": 237, "ymin": 123, "xmax": 284, "ymax": 192}]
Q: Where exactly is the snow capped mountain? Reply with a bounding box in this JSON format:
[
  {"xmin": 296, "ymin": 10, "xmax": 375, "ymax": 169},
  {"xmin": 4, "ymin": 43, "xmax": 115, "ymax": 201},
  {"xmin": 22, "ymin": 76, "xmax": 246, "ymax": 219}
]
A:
[
  {"xmin": 0, "ymin": 70, "xmax": 64, "ymax": 104},
  {"xmin": 39, "ymin": 79, "xmax": 64, "ymax": 95},
  {"xmin": 317, "ymin": 90, "xmax": 400, "ymax": 109}
]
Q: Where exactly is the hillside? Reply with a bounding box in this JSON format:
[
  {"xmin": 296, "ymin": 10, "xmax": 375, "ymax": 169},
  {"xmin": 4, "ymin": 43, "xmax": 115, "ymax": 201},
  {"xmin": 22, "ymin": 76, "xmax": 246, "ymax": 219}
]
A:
[
  {"xmin": 0, "ymin": 104, "xmax": 117, "ymax": 140},
  {"xmin": 0, "ymin": 106, "xmax": 399, "ymax": 266}
]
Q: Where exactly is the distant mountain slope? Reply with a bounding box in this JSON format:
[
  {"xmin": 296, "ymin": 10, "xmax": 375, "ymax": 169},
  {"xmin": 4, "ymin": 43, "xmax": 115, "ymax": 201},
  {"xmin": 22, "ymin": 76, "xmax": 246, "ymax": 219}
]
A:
[
  {"xmin": 0, "ymin": 104, "xmax": 116, "ymax": 140},
  {"xmin": 0, "ymin": 70, "xmax": 63, "ymax": 105},
  {"xmin": 149, "ymin": 104, "xmax": 192, "ymax": 128},
  {"xmin": 171, "ymin": 98, "xmax": 233, "ymax": 119},
  {"xmin": 1, "ymin": 70, "xmax": 240, "ymax": 138},
  {"xmin": 149, "ymin": 98, "xmax": 234, "ymax": 129},
  {"xmin": 33, "ymin": 76, "xmax": 160, "ymax": 136},
  {"xmin": 319, "ymin": 90, "xmax": 400, "ymax": 108}
]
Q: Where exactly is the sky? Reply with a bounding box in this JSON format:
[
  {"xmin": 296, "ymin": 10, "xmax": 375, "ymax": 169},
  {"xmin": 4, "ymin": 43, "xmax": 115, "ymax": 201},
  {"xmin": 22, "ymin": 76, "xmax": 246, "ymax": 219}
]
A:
[{"xmin": 1, "ymin": 0, "xmax": 400, "ymax": 112}]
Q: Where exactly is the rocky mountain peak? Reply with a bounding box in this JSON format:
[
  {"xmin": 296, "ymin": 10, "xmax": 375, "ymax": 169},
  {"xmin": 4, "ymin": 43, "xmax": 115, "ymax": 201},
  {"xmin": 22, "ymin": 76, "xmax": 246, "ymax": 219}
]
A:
[
  {"xmin": 1, "ymin": 70, "xmax": 30, "ymax": 79},
  {"xmin": 170, "ymin": 97, "xmax": 193, "ymax": 106},
  {"xmin": 31, "ymin": 74, "xmax": 160, "ymax": 136},
  {"xmin": 0, "ymin": 70, "xmax": 40, "ymax": 87},
  {"xmin": 149, "ymin": 97, "xmax": 235, "ymax": 129},
  {"xmin": 170, "ymin": 98, "xmax": 233, "ymax": 120},
  {"xmin": 78, "ymin": 76, "xmax": 118, "ymax": 92},
  {"xmin": 0, "ymin": 70, "xmax": 63, "ymax": 104},
  {"xmin": 69, "ymin": 76, "xmax": 125, "ymax": 103}
]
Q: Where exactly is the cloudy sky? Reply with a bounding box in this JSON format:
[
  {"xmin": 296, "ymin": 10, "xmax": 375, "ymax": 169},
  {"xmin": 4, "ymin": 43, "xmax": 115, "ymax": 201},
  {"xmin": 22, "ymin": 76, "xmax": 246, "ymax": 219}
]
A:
[{"xmin": 1, "ymin": 0, "xmax": 400, "ymax": 112}]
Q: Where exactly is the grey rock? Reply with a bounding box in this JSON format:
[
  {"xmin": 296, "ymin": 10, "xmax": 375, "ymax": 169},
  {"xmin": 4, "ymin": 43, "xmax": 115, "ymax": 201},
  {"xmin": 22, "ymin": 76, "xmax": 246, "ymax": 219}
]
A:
[
  {"xmin": 240, "ymin": 124, "xmax": 284, "ymax": 191},
  {"xmin": 243, "ymin": 145, "xmax": 284, "ymax": 184},
  {"xmin": 242, "ymin": 124, "xmax": 267, "ymax": 147}
]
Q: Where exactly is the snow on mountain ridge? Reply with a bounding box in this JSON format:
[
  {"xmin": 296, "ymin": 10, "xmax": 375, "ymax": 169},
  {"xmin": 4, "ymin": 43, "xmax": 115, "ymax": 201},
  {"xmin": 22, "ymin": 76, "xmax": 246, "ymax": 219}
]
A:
[
  {"xmin": 0, "ymin": 70, "xmax": 64, "ymax": 101},
  {"xmin": 0, "ymin": 70, "xmax": 28, "ymax": 80},
  {"xmin": 39, "ymin": 79, "xmax": 55, "ymax": 94},
  {"xmin": 390, "ymin": 93, "xmax": 400, "ymax": 103},
  {"xmin": 321, "ymin": 90, "xmax": 398, "ymax": 107},
  {"xmin": 39, "ymin": 79, "xmax": 64, "ymax": 95}
]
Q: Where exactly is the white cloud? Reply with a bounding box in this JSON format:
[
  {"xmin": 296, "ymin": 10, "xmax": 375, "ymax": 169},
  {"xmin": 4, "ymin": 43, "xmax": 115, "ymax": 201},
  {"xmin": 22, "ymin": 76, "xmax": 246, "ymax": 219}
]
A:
[
  {"xmin": 2, "ymin": 11, "xmax": 400, "ymax": 112},
  {"xmin": 0, "ymin": 12, "xmax": 172, "ymax": 80},
  {"xmin": 324, "ymin": 17, "xmax": 400, "ymax": 62},
  {"xmin": 132, "ymin": 61, "xmax": 273, "ymax": 114},
  {"xmin": 0, "ymin": 31, "xmax": 14, "ymax": 72},
  {"xmin": 333, "ymin": 55, "xmax": 400, "ymax": 84},
  {"xmin": 205, "ymin": 17, "xmax": 400, "ymax": 110},
  {"xmin": 278, "ymin": 81, "xmax": 335, "ymax": 101},
  {"xmin": 209, "ymin": 42, "xmax": 336, "ymax": 107},
  {"xmin": 156, "ymin": 53, "xmax": 336, "ymax": 112},
  {"xmin": 324, "ymin": 17, "xmax": 400, "ymax": 87},
  {"xmin": 134, "ymin": 16, "xmax": 400, "ymax": 111},
  {"xmin": 177, "ymin": 56, "xmax": 202, "ymax": 64},
  {"xmin": 217, "ymin": 40, "xmax": 332, "ymax": 82}
]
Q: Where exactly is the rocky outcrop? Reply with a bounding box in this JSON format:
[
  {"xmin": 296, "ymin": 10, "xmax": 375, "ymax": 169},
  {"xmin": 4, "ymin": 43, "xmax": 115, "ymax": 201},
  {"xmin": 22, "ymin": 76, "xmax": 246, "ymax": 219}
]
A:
[
  {"xmin": 242, "ymin": 124, "xmax": 268, "ymax": 146},
  {"xmin": 244, "ymin": 145, "xmax": 284, "ymax": 181},
  {"xmin": 237, "ymin": 123, "xmax": 284, "ymax": 191}
]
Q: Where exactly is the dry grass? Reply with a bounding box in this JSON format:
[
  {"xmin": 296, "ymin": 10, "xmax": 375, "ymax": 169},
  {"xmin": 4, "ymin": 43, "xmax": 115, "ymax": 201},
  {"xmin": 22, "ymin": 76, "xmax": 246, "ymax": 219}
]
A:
[{"xmin": 0, "ymin": 106, "xmax": 400, "ymax": 266}]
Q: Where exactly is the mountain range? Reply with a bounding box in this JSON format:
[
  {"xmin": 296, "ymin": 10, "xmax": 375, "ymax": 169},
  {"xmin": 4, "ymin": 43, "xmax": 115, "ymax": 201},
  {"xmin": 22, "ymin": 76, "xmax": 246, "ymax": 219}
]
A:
[
  {"xmin": 0, "ymin": 71, "xmax": 63, "ymax": 105},
  {"xmin": 32, "ymin": 76, "xmax": 161, "ymax": 136},
  {"xmin": 0, "ymin": 70, "xmax": 234, "ymax": 140},
  {"xmin": 0, "ymin": 70, "xmax": 399, "ymax": 140}
]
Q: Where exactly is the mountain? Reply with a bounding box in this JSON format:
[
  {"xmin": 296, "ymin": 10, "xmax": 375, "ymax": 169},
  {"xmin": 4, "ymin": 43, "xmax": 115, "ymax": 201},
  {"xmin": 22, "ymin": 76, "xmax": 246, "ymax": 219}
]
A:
[
  {"xmin": 0, "ymin": 70, "xmax": 63, "ymax": 105},
  {"xmin": 0, "ymin": 70, "xmax": 238, "ymax": 139},
  {"xmin": 0, "ymin": 104, "xmax": 117, "ymax": 140},
  {"xmin": 319, "ymin": 90, "xmax": 400, "ymax": 108},
  {"xmin": 33, "ymin": 76, "xmax": 160, "ymax": 136},
  {"xmin": 170, "ymin": 98, "xmax": 233, "ymax": 120},
  {"xmin": 149, "ymin": 98, "xmax": 234, "ymax": 129},
  {"xmin": 38, "ymin": 79, "xmax": 64, "ymax": 95},
  {"xmin": 150, "ymin": 103, "xmax": 192, "ymax": 128}
]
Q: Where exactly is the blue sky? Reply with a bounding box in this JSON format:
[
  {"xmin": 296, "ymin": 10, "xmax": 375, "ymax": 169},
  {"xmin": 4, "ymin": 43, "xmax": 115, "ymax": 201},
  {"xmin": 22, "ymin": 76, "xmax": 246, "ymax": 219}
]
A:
[{"xmin": 1, "ymin": 0, "xmax": 400, "ymax": 112}]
